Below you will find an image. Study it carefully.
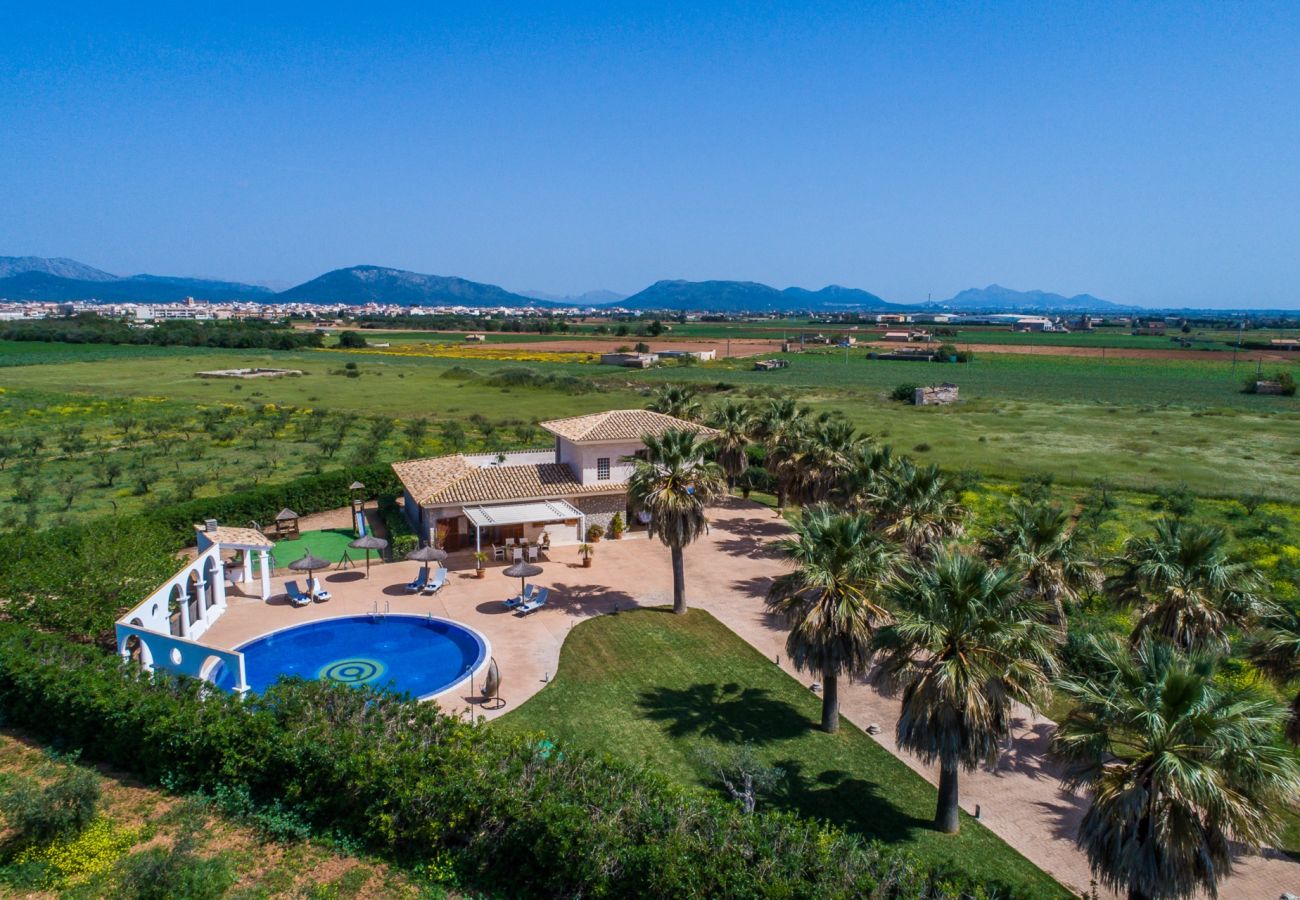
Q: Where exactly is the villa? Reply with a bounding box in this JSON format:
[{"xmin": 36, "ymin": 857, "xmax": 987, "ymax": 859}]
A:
[
  {"xmin": 392, "ymin": 409, "xmax": 717, "ymax": 551},
  {"xmin": 113, "ymin": 407, "xmax": 719, "ymax": 699}
]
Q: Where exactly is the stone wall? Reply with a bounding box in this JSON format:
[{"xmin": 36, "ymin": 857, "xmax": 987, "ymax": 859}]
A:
[{"xmin": 573, "ymin": 493, "xmax": 628, "ymax": 536}]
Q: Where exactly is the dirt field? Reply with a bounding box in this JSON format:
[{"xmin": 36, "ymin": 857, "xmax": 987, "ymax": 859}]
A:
[{"xmin": 864, "ymin": 341, "xmax": 1300, "ymax": 364}]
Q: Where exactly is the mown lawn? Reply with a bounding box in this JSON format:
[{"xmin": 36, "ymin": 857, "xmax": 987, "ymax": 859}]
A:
[{"xmin": 495, "ymin": 607, "xmax": 1068, "ymax": 897}]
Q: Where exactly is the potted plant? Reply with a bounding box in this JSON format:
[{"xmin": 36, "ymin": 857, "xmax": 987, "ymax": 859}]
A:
[
  {"xmin": 609, "ymin": 513, "xmax": 625, "ymax": 540},
  {"xmin": 473, "ymin": 551, "xmax": 488, "ymax": 578},
  {"xmin": 586, "ymin": 523, "xmax": 605, "ymax": 543},
  {"xmin": 579, "ymin": 543, "xmax": 594, "ymax": 568}
]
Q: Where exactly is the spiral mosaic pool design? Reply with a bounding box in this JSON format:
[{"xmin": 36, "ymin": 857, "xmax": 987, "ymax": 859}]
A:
[{"xmin": 209, "ymin": 615, "xmax": 487, "ymax": 700}]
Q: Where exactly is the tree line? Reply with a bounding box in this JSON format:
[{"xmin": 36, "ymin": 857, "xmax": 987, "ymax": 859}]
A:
[
  {"xmin": 636, "ymin": 384, "xmax": 1300, "ymax": 900},
  {"xmin": 1, "ymin": 313, "xmax": 324, "ymax": 349}
]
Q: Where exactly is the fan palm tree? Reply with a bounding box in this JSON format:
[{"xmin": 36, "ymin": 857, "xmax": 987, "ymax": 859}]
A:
[
  {"xmin": 647, "ymin": 384, "xmax": 703, "ymax": 422},
  {"xmin": 842, "ymin": 441, "xmax": 896, "ymax": 511},
  {"xmin": 766, "ymin": 507, "xmax": 896, "ymax": 733},
  {"xmin": 981, "ymin": 499, "xmax": 1101, "ymax": 627},
  {"xmin": 1106, "ymin": 518, "xmax": 1268, "ymax": 653},
  {"xmin": 792, "ymin": 414, "xmax": 860, "ymax": 505},
  {"xmin": 864, "ymin": 460, "xmax": 966, "ymax": 558},
  {"xmin": 1247, "ymin": 610, "xmax": 1300, "ymax": 744},
  {"xmin": 752, "ymin": 397, "xmax": 807, "ymax": 513},
  {"xmin": 1052, "ymin": 637, "xmax": 1300, "ymax": 900},
  {"xmin": 627, "ymin": 428, "xmax": 726, "ymax": 614},
  {"xmin": 706, "ymin": 400, "xmax": 753, "ymax": 490},
  {"xmin": 872, "ymin": 549, "xmax": 1057, "ymax": 833}
]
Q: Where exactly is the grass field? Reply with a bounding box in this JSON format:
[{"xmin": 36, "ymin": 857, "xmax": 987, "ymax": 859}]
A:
[
  {"xmin": 496, "ymin": 607, "xmax": 1067, "ymax": 896},
  {"xmin": 3, "ymin": 339, "xmax": 1298, "ymax": 500}
]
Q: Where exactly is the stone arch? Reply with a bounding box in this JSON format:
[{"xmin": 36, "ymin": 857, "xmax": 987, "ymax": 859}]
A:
[
  {"xmin": 168, "ymin": 582, "xmax": 185, "ymax": 636},
  {"xmin": 186, "ymin": 569, "xmax": 202, "ymax": 626},
  {"xmin": 202, "ymin": 554, "xmax": 220, "ymax": 610}
]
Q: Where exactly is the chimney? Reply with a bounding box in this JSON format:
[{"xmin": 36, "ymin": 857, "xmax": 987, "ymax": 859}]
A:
[{"xmin": 205, "ymin": 519, "xmax": 218, "ymax": 533}]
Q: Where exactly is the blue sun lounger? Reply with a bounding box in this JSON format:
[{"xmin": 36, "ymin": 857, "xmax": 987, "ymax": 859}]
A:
[
  {"xmin": 422, "ymin": 567, "xmax": 447, "ymax": 595},
  {"xmin": 405, "ymin": 566, "xmax": 429, "ymax": 593},
  {"xmin": 518, "ymin": 587, "xmax": 550, "ymax": 616},
  {"xmin": 504, "ymin": 584, "xmax": 539, "ymax": 610},
  {"xmin": 284, "ymin": 580, "xmax": 312, "ymax": 607}
]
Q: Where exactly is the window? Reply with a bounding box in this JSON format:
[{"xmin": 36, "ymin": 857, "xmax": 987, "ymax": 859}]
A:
[{"xmin": 596, "ymin": 457, "xmax": 611, "ymax": 480}]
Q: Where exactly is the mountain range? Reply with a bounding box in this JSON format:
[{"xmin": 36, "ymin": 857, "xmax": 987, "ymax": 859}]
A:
[
  {"xmin": 934, "ymin": 284, "xmax": 1137, "ymax": 312},
  {"xmin": 0, "ymin": 256, "xmax": 1135, "ymax": 312}
]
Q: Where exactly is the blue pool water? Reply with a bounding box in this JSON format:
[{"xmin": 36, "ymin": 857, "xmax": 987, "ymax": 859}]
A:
[{"xmin": 209, "ymin": 615, "xmax": 488, "ymax": 700}]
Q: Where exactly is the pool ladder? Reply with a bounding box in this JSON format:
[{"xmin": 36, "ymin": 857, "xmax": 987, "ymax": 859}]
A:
[{"xmin": 371, "ymin": 599, "xmax": 389, "ymax": 622}]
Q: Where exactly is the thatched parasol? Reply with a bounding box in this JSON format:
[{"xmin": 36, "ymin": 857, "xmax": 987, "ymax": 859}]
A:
[
  {"xmin": 502, "ymin": 561, "xmax": 543, "ymax": 598},
  {"xmin": 406, "ymin": 545, "xmax": 448, "ymax": 563},
  {"xmin": 288, "ymin": 550, "xmax": 331, "ymax": 583},
  {"xmin": 349, "ymin": 534, "xmax": 388, "ymax": 578}
]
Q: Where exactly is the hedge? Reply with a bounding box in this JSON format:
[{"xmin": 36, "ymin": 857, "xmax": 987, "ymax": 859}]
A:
[
  {"xmin": 0, "ymin": 622, "xmax": 1024, "ymax": 899},
  {"xmin": 148, "ymin": 463, "xmax": 401, "ymax": 544}
]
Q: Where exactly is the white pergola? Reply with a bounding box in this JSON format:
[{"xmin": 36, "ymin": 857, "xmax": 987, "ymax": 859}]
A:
[{"xmin": 463, "ymin": 499, "xmax": 586, "ymax": 552}]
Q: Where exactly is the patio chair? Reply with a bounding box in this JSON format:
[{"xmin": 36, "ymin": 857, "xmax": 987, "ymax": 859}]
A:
[
  {"xmin": 512, "ymin": 547, "xmax": 524, "ymax": 563},
  {"xmin": 526, "ymin": 544, "xmax": 539, "ymax": 562},
  {"xmin": 309, "ymin": 577, "xmax": 332, "ymax": 602},
  {"xmin": 518, "ymin": 587, "xmax": 549, "ymax": 616},
  {"xmin": 284, "ymin": 580, "xmax": 312, "ymax": 608},
  {"xmin": 405, "ymin": 566, "xmax": 429, "ymax": 593},
  {"xmin": 504, "ymin": 585, "xmax": 538, "ymax": 609},
  {"xmin": 422, "ymin": 567, "xmax": 447, "ymax": 595},
  {"xmin": 492, "ymin": 544, "xmax": 505, "ymax": 561}
]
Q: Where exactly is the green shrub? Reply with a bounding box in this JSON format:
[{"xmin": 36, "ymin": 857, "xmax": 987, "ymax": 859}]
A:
[
  {"xmin": 0, "ymin": 622, "xmax": 1020, "ymax": 899},
  {"xmin": 890, "ymin": 383, "xmax": 918, "ymax": 403},
  {"xmin": 113, "ymin": 823, "xmax": 235, "ymax": 900},
  {"xmin": 0, "ymin": 767, "xmax": 101, "ymax": 844}
]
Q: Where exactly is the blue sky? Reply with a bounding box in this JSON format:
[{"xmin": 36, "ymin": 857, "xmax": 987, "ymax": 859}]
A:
[{"xmin": 2, "ymin": 2, "xmax": 1298, "ymax": 307}]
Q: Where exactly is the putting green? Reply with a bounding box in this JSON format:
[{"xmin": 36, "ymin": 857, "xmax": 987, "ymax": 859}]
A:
[{"xmin": 272, "ymin": 528, "xmax": 359, "ymax": 568}]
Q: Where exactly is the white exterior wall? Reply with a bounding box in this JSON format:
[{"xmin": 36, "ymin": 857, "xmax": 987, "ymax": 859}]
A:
[{"xmin": 556, "ymin": 437, "xmax": 641, "ymax": 487}]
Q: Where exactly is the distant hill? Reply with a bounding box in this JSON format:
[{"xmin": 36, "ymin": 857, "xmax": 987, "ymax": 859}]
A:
[
  {"xmin": 618, "ymin": 280, "xmax": 901, "ymax": 313},
  {"xmin": 275, "ymin": 266, "xmax": 549, "ymax": 307},
  {"xmin": 0, "ymin": 256, "xmax": 118, "ymax": 281},
  {"xmin": 519, "ymin": 288, "xmax": 628, "ymax": 305},
  {"xmin": 935, "ymin": 284, "xmax": 1135, "ymax": 312},
  {"xmin": 0, "ymin": 269, "xmax": 274, "ymax": 302}
]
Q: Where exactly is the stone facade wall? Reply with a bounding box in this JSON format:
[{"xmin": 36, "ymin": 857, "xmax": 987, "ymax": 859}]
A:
[{"xmin": 573, "ymin": 493, "xmax": 628, "ymax": 536}]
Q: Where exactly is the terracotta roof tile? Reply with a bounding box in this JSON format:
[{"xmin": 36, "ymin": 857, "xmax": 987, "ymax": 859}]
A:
[
  {"xmin": 539, "ymin": 409, "xmax": 718, "ymax": 442},
  {"xmin": 393, "ymin": 457, "xmax": 623, "ymax": 507},
  {"xmin": 194, "ymin": 525, "xmax": 276, "ymax": 549}
]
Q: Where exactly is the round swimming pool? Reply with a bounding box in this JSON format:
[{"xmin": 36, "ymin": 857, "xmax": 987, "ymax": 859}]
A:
[{"xmin": 208, "ymin": 615, "xmax": 488, "ymax": 700}]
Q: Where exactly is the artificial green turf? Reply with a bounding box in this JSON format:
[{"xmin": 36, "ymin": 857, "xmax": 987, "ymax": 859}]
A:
[
  {"xmin": 272, "ymin": 528, "xmax": 358, "ymax": 567},
  {"xmin": 495, "ymin": 607, "xmax": 1069, "ymax": 897}
]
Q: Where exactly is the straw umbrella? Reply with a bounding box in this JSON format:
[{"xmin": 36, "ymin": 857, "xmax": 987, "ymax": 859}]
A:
[
  {"xmin": 502, "ymin": 561, "xmax": 543, "ymax": 600},
  {"xmin": 406, "ymin": 545, "xmax": 448, "ymax": 564},
  {"xmin": 348, "ymin": 534, "xmax": 388, "ymax": 578},
  {"xmin": 288, "ymin": 550, "xmax": 331, "ymax": 592}
]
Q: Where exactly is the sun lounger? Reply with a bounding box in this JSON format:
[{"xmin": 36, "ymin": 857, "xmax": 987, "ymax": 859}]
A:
[
  {"xmin": 518, "ymin": 587, "xmax": 550, "ymax": 616},
  {"xmin": 285, "ymin": 580, "xmax": 312, "ymax": 607},
  {"xmin": 504, "ymin": 584, "xmax": 538, "ymax": 610},
  {"xmin": 422, "ymin": 567, "xmax": 447, "ymax": 595},
  {"xmin": 309, "ymin": 577, "xmax": 332, "ymax": 602},
  {"xmin": 405, "ymin": 566, "xmax": 429, "ymax": 593}
]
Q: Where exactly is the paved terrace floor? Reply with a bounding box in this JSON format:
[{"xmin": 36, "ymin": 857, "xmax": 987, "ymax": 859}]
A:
[{"xmin": 200, "ymin": 498, "xmax": 1298, "ymax": 899}]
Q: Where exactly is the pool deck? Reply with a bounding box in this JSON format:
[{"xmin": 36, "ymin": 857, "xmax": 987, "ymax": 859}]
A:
[{"xmin": 196, "ymin": 497, "xmax": 1297, "ymax": 900}]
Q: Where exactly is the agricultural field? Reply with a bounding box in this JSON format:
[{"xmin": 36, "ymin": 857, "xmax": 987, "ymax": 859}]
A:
[{"xmin": 2, "ymin": 338, "xmax": 1298, "ymax": 511}]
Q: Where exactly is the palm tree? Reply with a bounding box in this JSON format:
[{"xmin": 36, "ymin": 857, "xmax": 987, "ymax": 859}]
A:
[
  {"xmin": 706, "ymin": 400, "xmax": 753, "ymax": 490},
  {"xmin": 1053, "ymin": 637, "xmax": 1300, "ymax": 900},
  {"xmin": 647, "ymin": 385, "xmax": 703, "ymax": 422},
  {"xmin": 766, "ymin": 507, "xmax": 896, "ymax": 733},
  {"xmin": 842, "ymin": 441, "xmax": 896, "ymax": 511},
  {"xmin": 1248, "ymin": 610, "xmax": 1300, "ymax": 744},
  {"xmin": 751, "ymin": 397, "xmax": 807, "ymax": 513},
  {"xmin": 791, "ymin": 414, "xmax": 860, "ymax": 505},
  {"xmin": 627, "ymin": 428, "xmax": 726, "ymax": 614},
  {"xmin": 981, "ymin": 499, "xmax": 1101, "ymax": 627},
  {"xmin": 1106, "ymin": 518, "xmax": 1268, "ymax": 653},
  {"xmin": 872, "ymin": 548, "xmax": 1057, "ymax": 833},
  {"xmin": 864, "ymin": 460, "xmax": 965, "ymax": 558}
]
